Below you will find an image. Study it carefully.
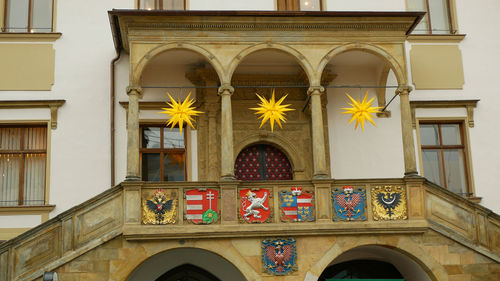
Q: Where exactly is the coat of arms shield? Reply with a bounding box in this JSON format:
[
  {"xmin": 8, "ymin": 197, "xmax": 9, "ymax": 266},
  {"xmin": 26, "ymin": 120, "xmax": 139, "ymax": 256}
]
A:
[
  {"xmin": 279, "ymin": 187, "xmax": 314, "ymax": 222},
  {"xmin": 262, "ymin": 238, "xmax": 297, "ymax": 275},
  {"xmin": 185, "ymin": 188, "xmax": 219, "ymax": 224},
  {"xmin": 239, "ymin": 188, "xmax": 271, "ymax": 223},
  {"xmin": 331, "ymin": 186, "xmax": 367, "ymax": 221}
]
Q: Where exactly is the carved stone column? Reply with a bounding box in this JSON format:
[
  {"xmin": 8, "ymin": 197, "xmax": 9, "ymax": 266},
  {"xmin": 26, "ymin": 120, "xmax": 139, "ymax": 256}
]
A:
[
  {"xmin": 126, "ymin": 86, "xmax": 143, "ymax": 181},
  {"xmin": 308, "ymin": 86, "xmax": 328, "ymax": 179},
  {"xmin": 207, "ymin": 107, "xmax": 218, "ymax": 181},
  {"xmin": 218, "ymin": 84, "xmax": 235, "ymax": 180},
  {"xmin": 397, "ymin": 85, "xmax": 418, "ymax": 176}
]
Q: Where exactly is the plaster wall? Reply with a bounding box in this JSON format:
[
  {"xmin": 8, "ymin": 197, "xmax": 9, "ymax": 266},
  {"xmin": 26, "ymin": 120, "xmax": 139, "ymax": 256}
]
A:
[
  {"xmin": 325, "ymin": 0, "xmax": 406, "ymax": 11},
  {"xmin": 190, "ymin": 0, "xmax": 274, "ymax": 10},
  {"xmin": 327, "ymin": 65, "xmax": 405, "ymax": 179},
  {"xmin": 0, "ymin": 0, "xmax": 134, "ymax": 222},
  {"xmin": 0, "ymin": 215, "xmax": 42, "ymax": 228},
  {"xmin": 405, "ymin": 0, "xmax": 500, "ymax": 212}
]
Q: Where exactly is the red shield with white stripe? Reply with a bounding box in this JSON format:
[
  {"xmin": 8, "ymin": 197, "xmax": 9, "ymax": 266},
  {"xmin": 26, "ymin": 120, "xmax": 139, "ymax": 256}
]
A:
[{"xmin": 186, "ymin": 189, "xmax": 219, "ymax": 224}]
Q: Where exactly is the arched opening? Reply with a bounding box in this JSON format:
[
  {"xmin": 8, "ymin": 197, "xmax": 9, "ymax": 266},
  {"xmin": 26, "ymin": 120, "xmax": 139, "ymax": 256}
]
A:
[
  {"xmin": 324, "ymin": 49, "xmax": 405, "ymax": 179},
  {"xmin": 134, "ymin": 49, "xmax": 221, "ymax": 182},
  {"xmin": 318, "ymin": 245, "xmax": 433, "ymax": 281},
  {"xmin": 228, "ymin": 48, "xmax": 328, "ymax": 179},
  {"xmin": 319, "ymin": 260, "xmax": 403, "ymax": 280},
  {"xmin": 126, "ymin": 247, "xmax": 247, "ymax": 281},
  {"xmin": 234, "ymin": 143, "xmax": 293, "ymax": 181},
  {"xmin": 155, "ymin": 264, "xmax": 220, "ymax": 281}
]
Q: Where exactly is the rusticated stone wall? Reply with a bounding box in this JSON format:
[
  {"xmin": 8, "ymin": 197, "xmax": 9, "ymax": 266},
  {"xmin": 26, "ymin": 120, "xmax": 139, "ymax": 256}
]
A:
[{"xmin": 48, "ymin": 230, "xmax": 499, "ymax": 281}]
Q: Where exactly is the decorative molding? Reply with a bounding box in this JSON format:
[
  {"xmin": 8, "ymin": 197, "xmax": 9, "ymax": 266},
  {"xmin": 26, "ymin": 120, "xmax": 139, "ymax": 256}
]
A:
[
  {"xmin": 0, "ymin": 32, "xmax": 62, "ymax": 42},
  {"xmin": 0, "ymin": 205, "xmax": 55, "ymax": 214},
  {"xmin": 0, "ymin": 100, "xmax": 65, "ymax": 129},
  {"xmin": 410, "ymin": 99, "xmax": 479, "ymax": 128},
  {"xmin": 407, "ymin": 34, "xmax": 466, "ymax": 43}
]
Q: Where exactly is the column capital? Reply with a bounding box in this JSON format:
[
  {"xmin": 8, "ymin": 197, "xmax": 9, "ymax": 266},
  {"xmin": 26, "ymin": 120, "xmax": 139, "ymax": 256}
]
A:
[
  {"xmin": 307, "ymin": 86, "xmax": 325, "ymax": 96},
  {"xmin": 218, "ymin": 84, "xmax": 234, "ymax": 95},
  {"xmin": 126, "ymin": 86, "xmax": 143, "ymax": 96},
  {"xmin": 396, "ymin": 85, "xmax": 413, "ymax": 95}
]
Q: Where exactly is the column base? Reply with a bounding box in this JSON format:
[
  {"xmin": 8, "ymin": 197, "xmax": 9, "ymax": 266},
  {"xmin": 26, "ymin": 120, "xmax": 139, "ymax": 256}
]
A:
[
  {"xmin": 220, "ymin": 175, "xmax": 236, "ymax": 181},
  {"xmin": 125, "ymin": 175, "xmax": 141, "ymax": 181},
  {"xmin": 312, "ymin": 173, "xmax": 329, "ymax": 180},
  {"xmin": 404, "ymin": 171, "xmax": 420, "ymax": 178}
]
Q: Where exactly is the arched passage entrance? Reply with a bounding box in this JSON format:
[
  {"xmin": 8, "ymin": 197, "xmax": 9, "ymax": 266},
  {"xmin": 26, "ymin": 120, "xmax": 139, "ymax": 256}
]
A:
[
  {"xmin": 155, "ymin": 264, "xmax": 220, "ymax": 281},
  {"xmin": 234, "ymin": 144, "xmax": 293, "ymax": 181},
  {"xmin": 318, "ymin": 245, "xmax": 434, "ymax": 281},
  {"xmin": 126, "ymin": 248, "xmax": 247, "ymax": 281}
]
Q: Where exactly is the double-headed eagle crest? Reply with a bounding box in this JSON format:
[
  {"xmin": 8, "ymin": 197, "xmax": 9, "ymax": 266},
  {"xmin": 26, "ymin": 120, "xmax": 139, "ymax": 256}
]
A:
[
  {"xmin": 262, "ymin": 238, "xmax": 297, "ymax": 275},
  {"xmin": 142, "ymin": 189, "xmax": 177, "ymax": 224}
]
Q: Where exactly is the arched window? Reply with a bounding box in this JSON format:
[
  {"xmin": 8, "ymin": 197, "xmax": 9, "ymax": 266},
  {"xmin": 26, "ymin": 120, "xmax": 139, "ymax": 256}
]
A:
[
  {"xmin": 234, "ymin": 144, "xmax": 292, "ymax": 181},
  {"xmin": 155, "ymin": 264, "xmax": 220, "ymax": 281}
]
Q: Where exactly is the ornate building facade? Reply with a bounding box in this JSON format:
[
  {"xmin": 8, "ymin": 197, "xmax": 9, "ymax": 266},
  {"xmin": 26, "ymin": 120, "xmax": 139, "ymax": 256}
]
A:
[{"xmin": 0, "ymin": 1, "xmax": 499, "ymax": 280}]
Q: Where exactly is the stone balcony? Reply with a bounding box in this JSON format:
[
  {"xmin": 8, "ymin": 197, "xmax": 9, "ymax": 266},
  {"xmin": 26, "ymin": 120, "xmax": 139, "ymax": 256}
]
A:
[{"xmin": 1, "ymin": 178, "xmax": 499, "ymax": 280}]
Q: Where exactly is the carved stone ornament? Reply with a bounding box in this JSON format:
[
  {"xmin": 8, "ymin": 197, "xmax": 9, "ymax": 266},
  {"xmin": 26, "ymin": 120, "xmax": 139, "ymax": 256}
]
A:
[
  {"xmin": 262, "ymin": 237, "xmax": 297, "ymax": 275},
  {"xmin": 331, "ymin": 186, "xmax": 367, "ymax": 221},
  {"xmin": 142, "ymin": 189, "xmax": 178, "ymax": 224},
  {"xmin": 279, "ymin": 187, "xmax": 314, "ymax": 222},
  {"xmin": 371, "ymin": 185, "xmax": 408, "ymax": 220},
  {"xmin": 185, "ymin": 188, "xmax": 219, "ymax": 224},
  {"xmin": 239, "ymin": 188, "xmax": 272, "ymax": 223}
]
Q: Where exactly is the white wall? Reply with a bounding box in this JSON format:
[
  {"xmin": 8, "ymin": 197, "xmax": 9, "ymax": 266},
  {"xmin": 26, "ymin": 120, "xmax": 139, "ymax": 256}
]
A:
[
  {"xmin": 328, "ymin": 66, "xmax": 405, "ymax": 179},
  {"xmin": 189, "ymin": 0, "xmax": 274, "ymax": 10},
  {"xmin": 406, "ymin": 0, "xmax": 500, "ymax": 213},
  {"xmin": 325, "ymin": 0, "xmax": 406, "ymax": 11}
]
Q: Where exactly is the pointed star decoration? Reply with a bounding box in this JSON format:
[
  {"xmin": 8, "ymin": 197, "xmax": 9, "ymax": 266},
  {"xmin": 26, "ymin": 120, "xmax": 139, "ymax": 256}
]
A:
[
  {"xmin": 249, "ymin": 89, "xmax": 295, "ymax": 132},
  {"xmin": 341, "ymin": 92, "xmax": 383, "ymax": 131},
  {"xmin": 159, "ymin": 92, "xmax": 203, "ymax": 134}
]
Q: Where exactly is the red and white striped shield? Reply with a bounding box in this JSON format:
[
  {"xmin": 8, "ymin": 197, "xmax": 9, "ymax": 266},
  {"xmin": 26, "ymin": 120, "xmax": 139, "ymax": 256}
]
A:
[{"xmin": 185, "ymin": 189, "xmax": 218, "ymax": 224}]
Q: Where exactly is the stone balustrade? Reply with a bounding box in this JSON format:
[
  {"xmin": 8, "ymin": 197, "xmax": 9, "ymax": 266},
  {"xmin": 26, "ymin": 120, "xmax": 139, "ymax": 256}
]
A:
[{"xmin": 1, "ymin": 178, "xmax": 499, "ymax": 280}]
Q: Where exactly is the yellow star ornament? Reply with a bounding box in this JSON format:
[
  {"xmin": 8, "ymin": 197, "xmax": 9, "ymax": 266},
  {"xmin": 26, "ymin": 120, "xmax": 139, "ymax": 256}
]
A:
[
  {"xmin": 249, "ymin": 89, "xmax": 295, "ymax": 132},
  {"xmin": 159, "ymin": 92, "xmax": 203, "ymax": 134},
  {"xmin": 341, "ymin": 92, "xmax": 383, "ymax": 131}
]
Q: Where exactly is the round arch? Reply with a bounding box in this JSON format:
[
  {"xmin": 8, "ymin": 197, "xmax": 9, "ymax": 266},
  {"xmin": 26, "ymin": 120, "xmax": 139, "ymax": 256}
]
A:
[
  {"xmin": 234, "ymin": 133, "xmax": 304, "ymax": 174},
  {"xmin": 307, "ymin": 238, "xmax": 448, "ymax": 281},
  {"xmin": 226, "ymin": 43, "xmax": 315, "ymax": 85},
  {"xmin": 317, "ymin": 42, "xmax": 407, "ymax": 85},
  {"xmin": 125, "ymin": 247, "xmax": 250, "ymax": 281},
  {"xmin": 132, "ymin": 42, "xmax": 226, "ymax": 86}
]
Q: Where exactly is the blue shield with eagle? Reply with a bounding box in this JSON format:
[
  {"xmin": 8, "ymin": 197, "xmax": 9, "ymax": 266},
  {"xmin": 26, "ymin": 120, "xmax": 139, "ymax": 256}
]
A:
[{"xmin": 262, "ymin": 238, "xmax": 297, "ymax": 275}]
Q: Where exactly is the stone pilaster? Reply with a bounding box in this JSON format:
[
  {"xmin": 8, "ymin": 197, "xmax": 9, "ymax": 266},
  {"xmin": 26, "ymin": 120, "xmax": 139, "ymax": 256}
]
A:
[
  {"xmin": 218, "ymin": 84, "xmax": 235, "ymax": 180},
  {"xmin": 126, "ymin": 86, "xmax": 143, "ymax": 181},
  {"xmin": 397, "ymin": 85, "xmax": 418, "ymax": 176},
  {"xmin": 308, "ymin": 86, "xmax": 328, "ymax": 179}
]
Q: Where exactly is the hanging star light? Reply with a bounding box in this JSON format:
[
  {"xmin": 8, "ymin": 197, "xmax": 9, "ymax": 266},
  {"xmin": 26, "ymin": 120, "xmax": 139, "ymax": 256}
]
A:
[
  {"xmin": 159, "ymin": 92, "xmax": 203, "ymax": 134},
  {"xmin": 341, "ymin": 91, "xmax": 383, "ymax": 131},
  {"xmin": 250, "ymin": 89, "xmax": 295, "ymax": 132}
]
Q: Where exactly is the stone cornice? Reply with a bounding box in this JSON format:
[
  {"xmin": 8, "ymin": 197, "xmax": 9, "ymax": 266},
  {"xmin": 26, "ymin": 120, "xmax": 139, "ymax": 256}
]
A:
[
  {"xmin": 0, "ymin": 100, "xmax": 66, "ymax": 129},
  {"xmin": 109, "ymin": 10, "xmax": 424, "ymax": 52},
  {"xmin": 410, "ymin": 99, "xmax": 479, "ymax": 128}
]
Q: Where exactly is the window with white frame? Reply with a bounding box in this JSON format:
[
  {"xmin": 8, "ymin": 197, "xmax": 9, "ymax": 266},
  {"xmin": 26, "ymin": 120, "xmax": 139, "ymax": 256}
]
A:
[
  {"xmin": 0, "ymin": 125, "xmax": 47, "ymax": 206},
  {"xmin": 3, "ymin": 0, "xmax": 54, "ymax": 32}
]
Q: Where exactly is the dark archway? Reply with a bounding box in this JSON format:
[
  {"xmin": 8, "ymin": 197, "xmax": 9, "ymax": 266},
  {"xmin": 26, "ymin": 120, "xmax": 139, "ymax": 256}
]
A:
[
  {"xmin": 234, "ymin": 144, "xmax": 292, "ymax": 181},
  {"xmin": 155, "ymin": 264, "xmax": 220, "ymax": 281},
  {"xmin": 319, "ymin": 260, "xmax": 404, "ymax": 280}
]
